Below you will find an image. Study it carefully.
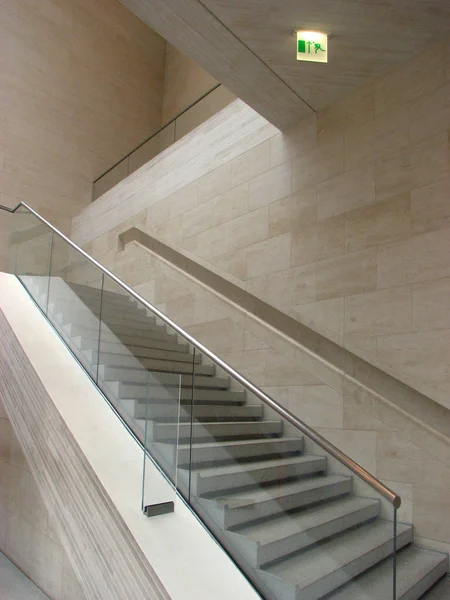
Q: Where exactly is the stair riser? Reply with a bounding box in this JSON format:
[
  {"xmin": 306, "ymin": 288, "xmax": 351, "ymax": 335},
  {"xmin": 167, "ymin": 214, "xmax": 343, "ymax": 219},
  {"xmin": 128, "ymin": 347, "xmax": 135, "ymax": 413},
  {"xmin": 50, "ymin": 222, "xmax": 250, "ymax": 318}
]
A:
[
  {"xmin": 50, "ymin": 305, "xmax": 154, "ymax": 326},
  {"xmin": 133, "ymin": 403, "xmax": 264, "ymax": 421},
  {"xmin": 71, "ymin": 291, "xmax": 138, "ymax": 308},
  {"xmin": 82, "ymin": 339, "xmax": 189, "ymax": 355},
  {"xmin": 102, "ymin": 322, "xmax": 167, "ymax": 337},
  {"xmin": 101, "ymin": 326, "xmax": 175, "ymax": 343},
  {"xmin": 96, "ymin": 313, "xmax": 157, "ymax": 327},
  {"xmin": 151, "ymin": 421, "xmax": 283, "ymax": 442},
  {"xmin": 192, "ymin": 457, "xmax": 327, "ymax": 496},
  {"xmin": 219, "ymin": 479, "xmax": 353, "ymax": 529},
  {"xmin": 59, "ymin": 314, "xmax": 165, "ymax": 338},
  {"xmin": 114, "ymin": 383, "xmax": 245, "ymax": 403},
  {"xmin": 66, "ymin": 325, "xmax": 177, "ymax": 345},
  {"xmin": 101, "ymin": 368, "xmax": 228, "ymax": 390},
  {"xmin": 89, "ymin": 352, "xmax": 204, "ymax": 371},
  {"xmin": 170, "ymin": 438, "xmax": 305, "ymax": 467},
  {"xmin": 58, "ymin": 292, "xmax": 138, "ymax": 310}
]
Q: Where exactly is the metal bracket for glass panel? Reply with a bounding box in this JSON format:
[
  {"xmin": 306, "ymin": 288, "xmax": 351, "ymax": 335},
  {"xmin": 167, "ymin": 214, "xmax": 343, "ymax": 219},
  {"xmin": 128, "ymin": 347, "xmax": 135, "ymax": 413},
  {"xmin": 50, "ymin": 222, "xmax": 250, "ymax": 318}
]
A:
[{"xmin": 144, "ymin": 502, "xmax": 175, "ymax": 517}]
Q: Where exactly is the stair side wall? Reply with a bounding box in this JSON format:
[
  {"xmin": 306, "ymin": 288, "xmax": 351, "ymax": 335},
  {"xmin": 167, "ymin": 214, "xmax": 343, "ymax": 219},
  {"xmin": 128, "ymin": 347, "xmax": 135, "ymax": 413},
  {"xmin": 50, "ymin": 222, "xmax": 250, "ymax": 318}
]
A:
[{"xmin": 0, "ymin": 396, "xmax": 86, "ymax": 600}]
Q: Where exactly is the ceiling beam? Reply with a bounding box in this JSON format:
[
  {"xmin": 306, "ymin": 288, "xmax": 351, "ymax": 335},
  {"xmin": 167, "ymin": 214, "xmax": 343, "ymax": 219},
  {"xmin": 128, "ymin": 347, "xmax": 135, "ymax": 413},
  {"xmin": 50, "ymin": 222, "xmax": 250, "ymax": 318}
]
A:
[{"xmin": 120, "ymin": 0, "xmax": 314, "ymax": 130}]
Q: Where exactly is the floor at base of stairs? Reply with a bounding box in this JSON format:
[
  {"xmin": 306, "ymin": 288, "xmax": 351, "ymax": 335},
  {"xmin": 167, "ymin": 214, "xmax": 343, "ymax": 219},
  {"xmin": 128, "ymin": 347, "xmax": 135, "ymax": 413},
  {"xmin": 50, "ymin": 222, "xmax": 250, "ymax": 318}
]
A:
[{"xmin": 0, "ymin": 552, "xmax": 50, "ymax": 599}]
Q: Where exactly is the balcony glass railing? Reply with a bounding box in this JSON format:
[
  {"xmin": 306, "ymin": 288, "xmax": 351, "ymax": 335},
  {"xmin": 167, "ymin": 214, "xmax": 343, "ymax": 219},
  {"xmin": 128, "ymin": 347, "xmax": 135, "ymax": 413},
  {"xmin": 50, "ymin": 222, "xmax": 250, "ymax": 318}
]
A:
[
  {"xmin": 1, "ymin": 202, "xmax": 406, "ymax": 600},
  {"xmin": 92, "ymin": 84, "xmax": 235, "ymax": 201}
]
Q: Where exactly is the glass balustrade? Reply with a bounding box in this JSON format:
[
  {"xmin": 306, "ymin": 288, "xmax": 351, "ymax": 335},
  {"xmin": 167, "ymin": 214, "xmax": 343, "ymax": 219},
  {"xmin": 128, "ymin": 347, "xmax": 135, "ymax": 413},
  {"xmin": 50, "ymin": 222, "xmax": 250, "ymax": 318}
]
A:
[{"xmin": 1, "ymin": 203, "xmax": 403, "ymax": 599}]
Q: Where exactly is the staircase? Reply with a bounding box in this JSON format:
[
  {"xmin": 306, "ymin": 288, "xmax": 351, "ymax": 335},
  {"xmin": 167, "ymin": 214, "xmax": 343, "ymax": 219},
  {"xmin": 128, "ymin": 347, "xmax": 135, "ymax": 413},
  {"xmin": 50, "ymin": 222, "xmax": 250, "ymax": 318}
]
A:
[{"xmin": 24, "ymin": 276, "xmax": 447, "ymax": 600}]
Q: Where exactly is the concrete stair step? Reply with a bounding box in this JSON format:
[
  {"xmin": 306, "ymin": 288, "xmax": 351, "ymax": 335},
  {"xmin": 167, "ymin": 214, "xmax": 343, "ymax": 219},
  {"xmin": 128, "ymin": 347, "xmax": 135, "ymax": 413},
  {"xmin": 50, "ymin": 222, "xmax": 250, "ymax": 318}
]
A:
[
  {"xmin": 201, "ymin": 474, "xmax": 353, "ymax": 529},
  {"xmin": 99, "ymin": 321, "xmax": 169, "ymax": 338},
  {"xmin": 98, "ymin": 312, "xmax": 158, "ymax": 327},
  {"xmin": 69, "ymin": 284, "xmax": 136, "ymax": 304},
  {"xmin": 114, "ymin": 382, "xmax": 246, "ymax": 403},
  {"xmin": 258, "ymin": 520, "xmax": 412, "ymax": 600},
  {"xmin": 80, "ymin": 337, "xmax": 190, "ymax": 355},
  {"xmin": 229, "ymin": 496, "xmax": 380, "ymax": 568},
  {"xmin": 56, "ymin": 312, "xmax": 166, "ymax": 339},
  {"xmin": 327, "ymin": 544, "xmax": 448, "ymax": 600},
  {"xmin": 187, "ymin": 455, "xmax": 326, "ymax": 497},
  {"xmin": 64, "ymin": 323, "xmax": 176, "ymax": 345},
  {"xmin": 132, "ymin": 401, "xmax": 264, "ymax": 421},
  {"xmin": 70, "ymin": 289, "xmax": 139, "ymax": 310},
  {"xmin": 93, "ymin": 354, "xmax": 206, "ymax": 374},
  {"xmin": 49, "ymin": 303, "xmax": 152, "ymax": 325},
  {"xmin": 150, "ymin": 419, "xmax": 283, "ymax": 442},
  {"xmin": 100, "ymin": 366, "xmax": 226, "ymax": 389},
  {"xmin": 156, "ymin": 436, "xmax": 304, "ymax": 467},
  {"xmin": 87, "ymin": 347, "xmax": 200, "ymax": 364}
]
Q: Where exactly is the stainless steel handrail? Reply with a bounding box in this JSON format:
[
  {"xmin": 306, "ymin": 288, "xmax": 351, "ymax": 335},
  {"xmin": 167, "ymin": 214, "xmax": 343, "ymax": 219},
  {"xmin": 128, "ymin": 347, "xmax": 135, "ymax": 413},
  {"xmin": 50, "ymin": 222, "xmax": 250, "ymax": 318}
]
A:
[{"xmin": 1, "ymin": 201, "xmax": 401, "ymax": 508}]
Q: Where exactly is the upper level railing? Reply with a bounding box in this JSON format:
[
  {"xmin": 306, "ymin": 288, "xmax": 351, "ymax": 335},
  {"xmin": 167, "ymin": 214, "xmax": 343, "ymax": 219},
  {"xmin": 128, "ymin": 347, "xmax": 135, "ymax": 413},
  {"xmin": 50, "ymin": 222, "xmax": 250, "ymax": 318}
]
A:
[
  {"xmin": 0, "ymin": 201, "xmax": 403, "ymax": 600},
  {"xmin": 92, "ymin": 84, "xmax": 235, "ymax": 201}
]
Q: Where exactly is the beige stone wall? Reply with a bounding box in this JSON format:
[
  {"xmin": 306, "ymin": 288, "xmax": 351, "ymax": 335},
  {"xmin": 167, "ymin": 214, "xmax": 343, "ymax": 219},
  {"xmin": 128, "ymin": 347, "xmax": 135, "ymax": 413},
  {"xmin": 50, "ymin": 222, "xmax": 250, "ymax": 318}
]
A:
[
  {"xmin": 62, "ymin": 39, "xmax": 450, "ymax": 556},
  {"xmin": 71, "ymin": 42, "xmax": 450, "ymax": 552},
  {"xmin": 0, "ymin": 397, "xmax": 85, "ymax": 599},
  {"xmin": 0, "ymin": 0, "xmax": 166, "ymax": 238},
  {"xmin": 162, "ymin": 44, "xmax": 218, "ymax": 124},
  {"xmin": 86, "ymin": 40, "xmax": 450, "ymax": 412}
]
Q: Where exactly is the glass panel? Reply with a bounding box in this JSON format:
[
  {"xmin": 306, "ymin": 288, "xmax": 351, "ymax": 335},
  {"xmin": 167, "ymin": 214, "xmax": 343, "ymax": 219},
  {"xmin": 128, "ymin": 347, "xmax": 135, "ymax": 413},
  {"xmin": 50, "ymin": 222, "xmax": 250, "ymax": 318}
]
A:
[
  {"xmin": 93, "ymin": 273, "xmax": 195, "ymax": 512},
  {"xmin": 184, "ymin": 357, "xmax": 399, "ymax": 599},
  {"xmin": 46, "ymin": 233, "xmax": 104, "ymax": 381},
  {"xmin": 92, "ymin": 85, "xmax": 221, "ymax": 202},
  {"xmin": 0, "ymin": 204, "xmax": 401, "ymax": 594},
  {"xmin": 0, "ymin": 208, "xmax": 13, "ymax": 274},
  {"xmin": 11, "ymin": 207, "xmax": 54, "ymax": 313},
  {"xmin": 142, "ymin": 370, "xmax": 183, "ymax": 516}
]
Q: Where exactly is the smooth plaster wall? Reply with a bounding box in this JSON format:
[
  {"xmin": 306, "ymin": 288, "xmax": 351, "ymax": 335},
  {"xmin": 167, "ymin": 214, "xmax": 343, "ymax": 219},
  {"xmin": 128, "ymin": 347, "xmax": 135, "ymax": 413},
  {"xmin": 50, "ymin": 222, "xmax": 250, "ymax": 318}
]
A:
[
  {"xmin": 0, "ymin": 397, "xmax": 86, "ymax": 600},
  {"xmin": 0, "ymin": 0, "xmax": 166, "ymax": 243}
]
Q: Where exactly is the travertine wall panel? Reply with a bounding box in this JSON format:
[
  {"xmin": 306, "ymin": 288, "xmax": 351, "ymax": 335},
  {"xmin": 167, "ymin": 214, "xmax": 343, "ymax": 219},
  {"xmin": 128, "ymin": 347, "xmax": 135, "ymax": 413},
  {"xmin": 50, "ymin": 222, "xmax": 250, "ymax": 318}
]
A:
[
  {"xmin": 0, "ymin": 0, "xmax": 166, "ymax": 234},
  {"xmin": 73, "ymin": 41, "xmax": 450, "ymax": 510},
  {"xmin": 0, "ymin": 397, "xmax": 86, "ymax": 600},
  {"xmin": 162, "ymin": 44, "xmax": 218, "ymax": 123}
]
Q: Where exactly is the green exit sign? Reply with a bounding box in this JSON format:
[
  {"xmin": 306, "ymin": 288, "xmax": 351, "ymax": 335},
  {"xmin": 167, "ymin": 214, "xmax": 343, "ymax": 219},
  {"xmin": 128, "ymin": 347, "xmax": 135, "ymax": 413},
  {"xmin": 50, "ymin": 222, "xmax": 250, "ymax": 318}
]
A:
[{"xmin": 297, "ymin": 31, "xmax": 328, "ymax": 63}]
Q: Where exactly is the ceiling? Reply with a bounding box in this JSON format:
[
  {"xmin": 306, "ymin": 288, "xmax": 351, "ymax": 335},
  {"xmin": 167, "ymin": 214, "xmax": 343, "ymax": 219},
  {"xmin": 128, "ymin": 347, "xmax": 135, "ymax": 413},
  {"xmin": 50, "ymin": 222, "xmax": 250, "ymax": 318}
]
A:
[
  {"xmin": 200, "ymin": 0, "xmax": 450, "ymax": 110},
  {"xmin": 121, "ymin": 0, "xmax": 450, "ymax": 129}
]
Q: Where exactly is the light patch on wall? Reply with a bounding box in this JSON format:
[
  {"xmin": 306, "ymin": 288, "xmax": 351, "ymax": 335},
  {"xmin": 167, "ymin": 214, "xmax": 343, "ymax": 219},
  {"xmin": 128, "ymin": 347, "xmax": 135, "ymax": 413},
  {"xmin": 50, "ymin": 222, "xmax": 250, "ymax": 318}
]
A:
[{"xmin": 297, "ymin": 31, "xmax": 328, "ymax": 63}]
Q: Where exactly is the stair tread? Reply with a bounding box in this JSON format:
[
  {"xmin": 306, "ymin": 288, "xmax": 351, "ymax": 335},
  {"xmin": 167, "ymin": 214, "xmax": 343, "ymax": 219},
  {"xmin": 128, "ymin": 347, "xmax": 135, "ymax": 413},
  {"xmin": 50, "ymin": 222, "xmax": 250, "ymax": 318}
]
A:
[
  {"xmin": 263, "ymin": 519, "xmax": 411, "ymax": 590},
  {"xmin": 192, "ymin": 455, "xmax": 324, "ymax": 480},
  {"xmin": 327, "ymin": 545, "xmax": 448, "ymax": 599},
  {"xmin": 158, "ymin": 419, "xmax": 281, "ymax": 426},
  {"xmin": 178, "ymin": 436, "xmax": 303, "ymax": 451},
  {"xmin": 100, "ymin": 358, "xmax": 207, "ymax": 371},
  {"xmin": 211, "ymin": 474, "xmax": 351, "ymax": 508},
  {"xmin": 235, "ymin": 496, "xmax": 379, "ymax": 546},
  {"xmin": 106, "ymin": 371, "xmax": 224, "ymax": 386},
  {"xmin": 94, "ymin": 349, "xmax": 198, "ymax": 361},
  {"xmin": 144, "ymin": 404, "xmax": 262, "ymax": 416}
]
